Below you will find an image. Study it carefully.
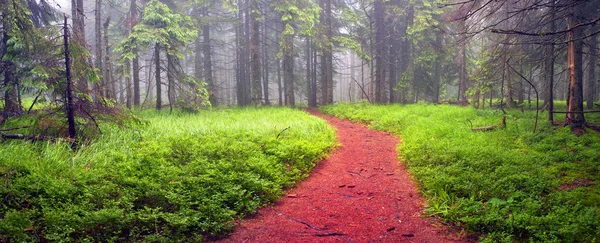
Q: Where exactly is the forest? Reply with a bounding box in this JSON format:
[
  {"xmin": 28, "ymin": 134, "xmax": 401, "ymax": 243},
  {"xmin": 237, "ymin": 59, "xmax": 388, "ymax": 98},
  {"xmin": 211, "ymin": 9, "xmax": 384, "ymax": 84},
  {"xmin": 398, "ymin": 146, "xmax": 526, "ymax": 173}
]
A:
[{"xmin": 1, "ymin": 0, "xmax": 600, "ymax": 242}]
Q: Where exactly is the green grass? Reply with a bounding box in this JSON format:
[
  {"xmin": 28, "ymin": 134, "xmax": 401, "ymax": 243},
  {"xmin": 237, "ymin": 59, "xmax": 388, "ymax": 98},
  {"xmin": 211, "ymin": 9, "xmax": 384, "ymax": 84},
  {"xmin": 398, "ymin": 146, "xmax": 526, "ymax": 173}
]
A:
[
  {"xmin": 321, "ymin": 102, "xmax": 600, "ymax": 243},
  {"xmin": 0, "ymin": 107, "xmax": 335, "ymax": 242}
]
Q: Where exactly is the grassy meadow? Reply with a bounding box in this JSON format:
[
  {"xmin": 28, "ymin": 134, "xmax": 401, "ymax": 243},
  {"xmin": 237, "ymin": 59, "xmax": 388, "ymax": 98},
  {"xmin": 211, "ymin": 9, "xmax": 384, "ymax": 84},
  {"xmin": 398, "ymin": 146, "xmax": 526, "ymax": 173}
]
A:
[
  {"xmin": 321, "ymin": 102, "xmax": 600, "ymax": 243},
  {"xmin": 0, "ymin": 107, "xmax": 335, "ymax": 242}
]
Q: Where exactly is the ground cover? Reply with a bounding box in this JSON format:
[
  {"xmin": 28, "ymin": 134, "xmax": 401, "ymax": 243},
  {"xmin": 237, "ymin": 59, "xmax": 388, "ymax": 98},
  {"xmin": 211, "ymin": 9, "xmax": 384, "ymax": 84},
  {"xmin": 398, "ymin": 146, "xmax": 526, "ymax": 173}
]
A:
[
  {"xmin": 0, "ymin": 107, "xmax": 335, "ymax": 242},
  {"xmin": 216, "ymin": 110, "xmax": 467, "ymax": 242},
  {"xmin": 321, "ymin": 103, "xmax": 600, "ymax": 242}
]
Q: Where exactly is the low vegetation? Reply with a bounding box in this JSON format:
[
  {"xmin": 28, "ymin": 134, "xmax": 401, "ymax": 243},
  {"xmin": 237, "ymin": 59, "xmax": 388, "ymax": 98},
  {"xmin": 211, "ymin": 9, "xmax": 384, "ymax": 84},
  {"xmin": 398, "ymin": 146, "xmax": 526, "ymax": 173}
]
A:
[
  {"xmin": 0, "ymin": 107, "xmax": 335, "ymax": 242},
  {"xmin": 322, "ymin": 102, "xmax": 600, "ymax": 243}
]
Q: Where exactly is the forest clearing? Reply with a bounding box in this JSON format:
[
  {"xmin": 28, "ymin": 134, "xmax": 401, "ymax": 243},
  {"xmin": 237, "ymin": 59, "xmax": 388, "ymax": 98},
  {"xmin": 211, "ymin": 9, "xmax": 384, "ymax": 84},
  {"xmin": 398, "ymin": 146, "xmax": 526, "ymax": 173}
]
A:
[{"xmin": 2, "ymin": 0, "xmax": 600, "ymax": 241}]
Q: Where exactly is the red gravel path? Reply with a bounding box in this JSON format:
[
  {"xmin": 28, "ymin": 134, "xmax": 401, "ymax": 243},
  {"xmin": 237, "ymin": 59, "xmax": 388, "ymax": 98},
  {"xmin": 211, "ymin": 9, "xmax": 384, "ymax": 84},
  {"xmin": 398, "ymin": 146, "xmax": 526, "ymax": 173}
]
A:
[{"xmin": 215, "ymin": 110, "xmax": 468, "ymax": 243}]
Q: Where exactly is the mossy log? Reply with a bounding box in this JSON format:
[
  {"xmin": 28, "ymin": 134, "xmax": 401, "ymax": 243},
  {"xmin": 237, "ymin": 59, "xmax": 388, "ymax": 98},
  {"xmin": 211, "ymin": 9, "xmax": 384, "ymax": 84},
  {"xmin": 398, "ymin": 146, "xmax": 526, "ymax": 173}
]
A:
[{"xmin": 472, "ymin": 116, "xmax": 506, "ymax": 132}]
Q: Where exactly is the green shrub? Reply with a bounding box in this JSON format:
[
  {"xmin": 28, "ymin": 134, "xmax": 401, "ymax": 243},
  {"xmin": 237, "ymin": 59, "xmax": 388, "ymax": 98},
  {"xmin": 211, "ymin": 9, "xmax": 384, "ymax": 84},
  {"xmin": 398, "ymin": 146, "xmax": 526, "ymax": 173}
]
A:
[{"xmin": 0, "ymin": 107, "xmax": 335, "ymax": 242}]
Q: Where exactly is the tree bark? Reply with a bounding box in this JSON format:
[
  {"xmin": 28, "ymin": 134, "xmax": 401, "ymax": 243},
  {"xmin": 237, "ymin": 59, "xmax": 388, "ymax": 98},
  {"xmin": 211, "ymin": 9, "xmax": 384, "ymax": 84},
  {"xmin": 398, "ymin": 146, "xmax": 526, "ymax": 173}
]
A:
[
  {"xmin": 155, "ymin": 43, "xmax": 162, "ymax": 110},
  {"xmin": 129, "ymin": 0, "xmax": 140, "ymax": 106},
  {"xmin": 263, "ymin": 19, "xmax": 270, "ymax": 105},
  {"xmin": 250, "ymin": 0, "xmax": 261, "ymax": 105},
  {"xmin": 283, "ymin": 22, "xmax": 295, "ymax": 107},
  {"xmin": 565, "ymin": 3, "xmax": 586, "ymax": 127},
  {"xmin": 104, "ymin": 17, "xmax": 115, "ymax": 100},
  {"xmin": 202, "ymin": 8, "xmax": 216, "ymax": 106},
  {"xmin": 586, "ymin": 34, "xmax": 596, "ymax": 109},
  {"xmin": 545, "ymin": 0, "xmax": 555, "ymax": 123},
  {"xmin": 64, "ymin": 14, "xmax": 77, "ymax": 147},
  {"xmin": 94, "ymin": 0, "xmax": 104, "ymax": 100},
  {"xmin": 373, "ymin": 0, "xmax": 385, "ymax": 103}
]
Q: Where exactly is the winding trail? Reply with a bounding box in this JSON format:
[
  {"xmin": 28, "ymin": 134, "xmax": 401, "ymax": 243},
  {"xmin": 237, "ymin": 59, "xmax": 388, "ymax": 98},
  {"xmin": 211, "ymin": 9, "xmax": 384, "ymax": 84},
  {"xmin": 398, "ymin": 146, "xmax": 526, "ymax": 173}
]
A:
[{"xmin": 215, "ymin": 110, "xmax": 468, "ymax": 242}]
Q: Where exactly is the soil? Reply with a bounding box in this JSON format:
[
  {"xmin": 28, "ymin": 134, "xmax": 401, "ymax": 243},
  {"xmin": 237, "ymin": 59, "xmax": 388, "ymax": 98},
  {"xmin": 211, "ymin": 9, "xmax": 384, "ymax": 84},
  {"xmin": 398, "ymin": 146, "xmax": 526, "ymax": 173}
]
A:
[{"xmin": 214, "ymin": 110, "xmax": 470, "ymax": 243}]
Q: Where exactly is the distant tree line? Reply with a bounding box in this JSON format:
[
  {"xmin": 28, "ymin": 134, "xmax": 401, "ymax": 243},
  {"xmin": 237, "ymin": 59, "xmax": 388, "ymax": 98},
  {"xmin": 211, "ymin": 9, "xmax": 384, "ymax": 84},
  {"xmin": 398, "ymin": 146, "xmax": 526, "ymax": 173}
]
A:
[{"xmin": 1, "ymin": 0, "xmax": 599, "ymax": 128}]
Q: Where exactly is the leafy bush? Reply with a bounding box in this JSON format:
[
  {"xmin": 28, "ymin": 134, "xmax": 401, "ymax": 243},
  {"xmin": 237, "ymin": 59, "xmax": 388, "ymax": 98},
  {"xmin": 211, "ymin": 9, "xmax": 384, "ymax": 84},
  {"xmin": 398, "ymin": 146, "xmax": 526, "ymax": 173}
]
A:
[
  {"xmin": 0, "ymin": 107, "xmax": 335, "ymax": 242},
  {"xmin": 321, "ymin": 103, "xmax": 600, "ymax": 242}
]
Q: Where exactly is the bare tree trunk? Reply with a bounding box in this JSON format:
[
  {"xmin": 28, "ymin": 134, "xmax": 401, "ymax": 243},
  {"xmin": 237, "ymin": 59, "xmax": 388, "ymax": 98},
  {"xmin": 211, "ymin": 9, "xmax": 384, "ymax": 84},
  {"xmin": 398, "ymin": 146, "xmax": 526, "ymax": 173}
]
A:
[
  {"xmin": 565, "ymin": 3, "xmax": 586, "ymax": 127},
  {"xmin": 306, "ymin": 37, "xmax": 316, "ymax": 107},
  {"xmin": 263, "ymin": 20, "xmax": 270, "ymax": 105},
  {"xmin": 250, "ymin": 0, "xmax": 261, "ymax": 104},
  {"xmin": 433, "ymin": 29, "xmax": 442, "ymax": 103},
  {"xmin": 155, "ymin": 43, "xmax": 162, "ymax": 110},
  {"xmin": 202, "ymin": 8, "xmax": 216, "ymax": 106},
  {"xmin": 545, "ymin": 0, "xmax": 555, "ymax": 123},
  {"xmin": 95, "ymin": 0, "xmax": 104, "ymax": 99},
  {"xmin": 282, "ymin": 21, "xmax": 295, "ymax": 107},
  {"xmin": 64, "ymin": 14, "xmax": 77, "ymax": 146},
  {"xmin": 586, "ymin": 35, "xmax": 597, "ymax": 109},
  {"xmin": 103, "ymin": 17, "xmax": 116, "ymax": 100},
  {"xmin": 374, "ymin": 0, "xmax": 384, "ymax": 103},
  {"xmin": 129, "ymin": 0, "xmax": 140, "ymax": 106}
]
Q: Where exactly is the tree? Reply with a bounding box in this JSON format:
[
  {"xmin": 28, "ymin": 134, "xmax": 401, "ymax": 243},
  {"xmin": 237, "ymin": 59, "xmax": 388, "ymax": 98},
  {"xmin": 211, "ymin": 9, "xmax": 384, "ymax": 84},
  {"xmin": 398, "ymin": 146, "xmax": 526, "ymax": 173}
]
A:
[{"xmin": 117, "ymin": 0, "xmax": 197, "ymax": 110}]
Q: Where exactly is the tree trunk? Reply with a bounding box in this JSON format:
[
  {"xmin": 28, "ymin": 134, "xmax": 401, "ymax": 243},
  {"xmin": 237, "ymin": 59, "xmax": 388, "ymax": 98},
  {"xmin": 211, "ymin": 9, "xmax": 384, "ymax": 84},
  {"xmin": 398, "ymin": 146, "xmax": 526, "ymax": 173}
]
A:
[
  {"xmin": 263, "ymin": 19, "xmax": 270, "ymax": 105},
  {"xmin": 586, "ymin": 35, "xmax": 597, "ymax": 110},
  {"xmin": 202, "ymin": 8, "xmax": 216, "ymax": 106},
  {"xmin": 373, "ymin": 0, "xmax": 384, "ymax": 103},
  {"xmin": 95, "ymin": 0, "xmax": 104, "ymax": 99},
  {"xmin": 283, "ymin": 21, "xmax": 295, "ymax": 107},
  {"xmin": 433, "ymin": 29, "xmax": 442, "ymax": 103},
  {"xmin": 104, "ymin": 17, "xmax": 115, "ymax": 100},
  {"xmin": 130, "ymin": 0, "xmax": 140, "ymax": 106},
  {"xmin": 545, "ymin": 1, "xmax": 555, "ymax": 123},
  {"xmin": 64, "ymin": 14, "xmax": 77, "ymax": 146},
  {"xmin": 306, "ymin": 37, "xmax": 316, "ymax": 107},
  {"xmin": 565, "ymin": 4, "xmax": 586, "ymax": 128},
  {"xmin": 155, "ymin": 43, "xmax": 162, "ymax": 110},
  {"xmin": 250, "ymin": 0, "xmax": 261, "ymax": 105}
]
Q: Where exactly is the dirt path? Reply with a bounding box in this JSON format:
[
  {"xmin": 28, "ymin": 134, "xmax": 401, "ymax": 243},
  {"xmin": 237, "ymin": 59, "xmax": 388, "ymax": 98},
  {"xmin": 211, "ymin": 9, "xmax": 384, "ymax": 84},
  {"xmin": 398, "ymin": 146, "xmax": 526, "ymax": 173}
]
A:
[{"xmin": 215, "ymin": 110, "xmax": 467, "ymax": 243}]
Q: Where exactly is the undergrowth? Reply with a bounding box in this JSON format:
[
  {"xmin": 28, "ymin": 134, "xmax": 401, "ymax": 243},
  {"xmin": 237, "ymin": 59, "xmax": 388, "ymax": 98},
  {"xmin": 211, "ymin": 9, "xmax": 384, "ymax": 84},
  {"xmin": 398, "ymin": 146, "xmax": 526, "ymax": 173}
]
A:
[
  {"xmin": 0, "ymin": 107, "xmax": 335, "ymax": 242},
  {"xmin": 321, "ymin": 103, "xmax": 600, "ymax": 243}
]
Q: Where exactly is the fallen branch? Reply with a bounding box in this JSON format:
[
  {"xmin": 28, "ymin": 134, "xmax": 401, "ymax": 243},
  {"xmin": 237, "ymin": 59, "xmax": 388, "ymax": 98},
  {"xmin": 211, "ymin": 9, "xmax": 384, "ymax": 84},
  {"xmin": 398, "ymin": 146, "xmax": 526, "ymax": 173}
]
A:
[
  {"xmin": 0, "ymin": 126, "xmax": 29, "ymax": 132},
  {"xmin": 0, "ymin": 132, "xmax": 75, "ymax": 143},
  {"xmin": 276, "ymin": 126, "xmax": 291, "ymax": 139},
  {"xmin": 472, "ymin": 117, "xmax": 506, "ymax": 132}
]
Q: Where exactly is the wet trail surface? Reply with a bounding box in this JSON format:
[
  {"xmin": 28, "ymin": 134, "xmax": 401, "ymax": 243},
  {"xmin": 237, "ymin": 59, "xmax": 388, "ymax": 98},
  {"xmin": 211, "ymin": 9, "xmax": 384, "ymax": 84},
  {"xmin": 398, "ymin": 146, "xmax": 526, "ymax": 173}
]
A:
[{"xmin": 215, "ymin": 110, "xmax": 468, "ymax": 243}]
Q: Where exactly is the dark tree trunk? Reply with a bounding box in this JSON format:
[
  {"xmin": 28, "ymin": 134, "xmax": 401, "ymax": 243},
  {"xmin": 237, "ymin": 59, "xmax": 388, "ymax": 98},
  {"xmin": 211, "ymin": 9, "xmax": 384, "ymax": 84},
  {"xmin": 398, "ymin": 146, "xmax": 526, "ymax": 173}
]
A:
[
  {"xmin": 166, "ymin": 54, "xmax": 172, "ymax": 112},
  {"xmin": 250, "ymin": 0, "xmax": 261, "ymax": 104},
  {"xmin": 64, "ymin": 14, "xmax": 77, "ymax": 146},
  {"xmin": 155, "ymin": 43, "xmax": 162, "ymax": 110},
  {"xmin": 586, "ymin": 35, "xmax": 596, "ymax": 110},
  {"xmin": 283, "ymin": 21, "xmax": 295, "ymax": 107},
  {"xmin": 545, "ymin": 1, "xmax": 555, "ymax": 123}
]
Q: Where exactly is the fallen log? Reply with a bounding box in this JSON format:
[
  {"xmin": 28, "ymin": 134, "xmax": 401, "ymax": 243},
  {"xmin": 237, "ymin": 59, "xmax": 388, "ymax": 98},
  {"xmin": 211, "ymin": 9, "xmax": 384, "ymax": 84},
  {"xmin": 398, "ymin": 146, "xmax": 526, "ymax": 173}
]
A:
[{"xmin": 472, "ymin": 116, "xmax": 506, "ymax": 132}]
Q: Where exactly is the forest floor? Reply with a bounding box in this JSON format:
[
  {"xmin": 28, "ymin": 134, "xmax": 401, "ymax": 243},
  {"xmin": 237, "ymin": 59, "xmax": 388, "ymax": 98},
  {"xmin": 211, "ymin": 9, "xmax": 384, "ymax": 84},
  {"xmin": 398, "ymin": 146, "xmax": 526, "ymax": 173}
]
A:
[{"xmin": 214, "ymin": 110, "xmax": 471, "ymax": 243}]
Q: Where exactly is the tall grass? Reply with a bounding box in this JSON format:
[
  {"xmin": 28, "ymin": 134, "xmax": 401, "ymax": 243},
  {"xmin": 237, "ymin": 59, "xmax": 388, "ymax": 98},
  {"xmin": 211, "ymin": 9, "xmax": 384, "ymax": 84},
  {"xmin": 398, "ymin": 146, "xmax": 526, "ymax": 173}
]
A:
[
  {"xmin": 0, "ymin": 107, "xmax": 335, "ymax": 242},
  {"xmin": 322, "ymin": 103, "xmax": 600, "ymax": 243}
]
